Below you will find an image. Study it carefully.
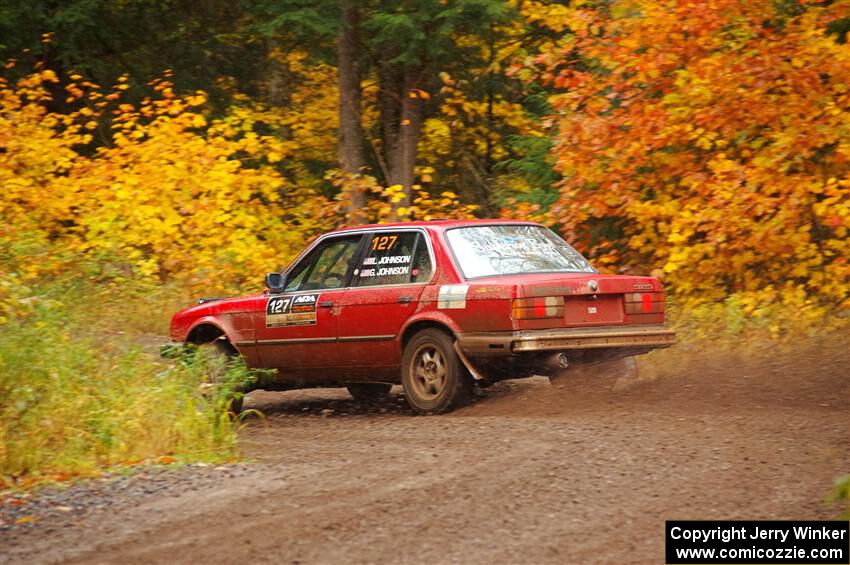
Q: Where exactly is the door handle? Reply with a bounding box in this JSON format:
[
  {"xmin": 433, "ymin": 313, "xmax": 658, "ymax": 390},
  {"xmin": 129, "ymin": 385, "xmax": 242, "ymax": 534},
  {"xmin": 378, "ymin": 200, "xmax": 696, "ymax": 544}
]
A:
[
  {"xmin": 397, "ymin": 296, "xmax": 413, "ymax": 304},
  {"xmin": 319, "ymin": 301, "xmax": 334, "ymax": 308}
]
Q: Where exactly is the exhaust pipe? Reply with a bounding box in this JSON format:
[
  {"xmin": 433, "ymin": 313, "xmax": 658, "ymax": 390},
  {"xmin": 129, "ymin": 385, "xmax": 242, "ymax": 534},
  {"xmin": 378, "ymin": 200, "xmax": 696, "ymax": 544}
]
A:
[
  {"xmin": 536, "ymin": 352, "xmax": 570, "ymax": 377},
  {"xmin": 554, "ymin": 353, "xmax": 569, "ymax": 369}
]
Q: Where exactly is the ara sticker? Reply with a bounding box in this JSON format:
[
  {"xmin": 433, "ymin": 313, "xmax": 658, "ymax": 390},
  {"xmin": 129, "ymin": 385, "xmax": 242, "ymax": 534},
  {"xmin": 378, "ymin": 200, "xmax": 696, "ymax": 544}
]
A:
[
  {"xmin": 437, "ymin": 285, "xmax": 469, "ymax": 309},
  {"xmin": 266, "ymin": 293, "xmax": 319, "ymax": 327}
]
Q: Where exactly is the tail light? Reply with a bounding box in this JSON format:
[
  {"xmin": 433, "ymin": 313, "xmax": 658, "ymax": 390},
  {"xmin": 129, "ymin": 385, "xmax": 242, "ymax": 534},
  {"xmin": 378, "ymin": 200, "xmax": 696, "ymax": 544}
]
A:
[
  {"xmin": 624, "ymin": 292, "xmax": 665, "ymax": 314},
  {"xmin": 512, "ymin": 296, "xmax": 565, "ymax": 319}
]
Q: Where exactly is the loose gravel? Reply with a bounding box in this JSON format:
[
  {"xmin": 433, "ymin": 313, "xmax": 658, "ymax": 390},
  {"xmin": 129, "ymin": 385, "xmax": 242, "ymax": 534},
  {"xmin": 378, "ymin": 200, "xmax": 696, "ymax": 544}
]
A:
[
  {"xmin": 1, "ymin": 464, "xmax": 261, "ymax": 533},
  {"xmin": 1, "ymin": 339, "xmax": 847, "ymax": 564}
]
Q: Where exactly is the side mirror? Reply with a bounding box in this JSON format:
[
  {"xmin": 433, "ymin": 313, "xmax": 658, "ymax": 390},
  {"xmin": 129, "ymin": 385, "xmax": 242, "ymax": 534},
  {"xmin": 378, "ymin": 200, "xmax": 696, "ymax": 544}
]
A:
[{"xmin": 265, "ymin": 272, "xmax": 285, "ymax": 294}]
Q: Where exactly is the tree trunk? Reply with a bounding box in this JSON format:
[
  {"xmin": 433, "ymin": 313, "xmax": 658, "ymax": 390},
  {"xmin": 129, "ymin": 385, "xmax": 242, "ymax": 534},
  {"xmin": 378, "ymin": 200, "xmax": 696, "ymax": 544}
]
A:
[
  {"xmin": 338, "ymin": 0, "xmax": 367, "ymax": 221},
  {"xmin": 378, "ymin": 62, "xmax": 401, "ymax": 182},
  {"xmin": 383, "ymin": 68, "xmax": 425, "ymax": 211},
  {"xmin": 264, "ymin": 38, "xmax": 292, "ymax": 108}
]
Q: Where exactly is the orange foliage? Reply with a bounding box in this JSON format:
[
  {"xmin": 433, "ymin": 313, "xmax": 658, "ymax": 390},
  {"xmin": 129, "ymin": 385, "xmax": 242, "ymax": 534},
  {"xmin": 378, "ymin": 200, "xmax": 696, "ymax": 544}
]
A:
[{"xmin": 514, "ymin": 0, "xmax": 850, "ymax": 312}]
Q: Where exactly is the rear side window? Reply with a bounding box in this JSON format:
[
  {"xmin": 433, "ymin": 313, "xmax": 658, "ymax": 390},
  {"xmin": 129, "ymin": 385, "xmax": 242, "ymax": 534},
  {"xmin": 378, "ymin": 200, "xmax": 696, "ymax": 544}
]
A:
[{"xmin": 354, "ymin": 232, "xmax": 432, "ymax": 287}]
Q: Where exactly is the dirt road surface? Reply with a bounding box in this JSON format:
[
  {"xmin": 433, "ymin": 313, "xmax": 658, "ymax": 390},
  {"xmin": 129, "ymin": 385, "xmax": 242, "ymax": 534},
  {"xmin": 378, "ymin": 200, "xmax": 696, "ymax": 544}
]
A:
[{"xmin": 2, "ymin": 340, "xmax": 848, "ymax": 564}]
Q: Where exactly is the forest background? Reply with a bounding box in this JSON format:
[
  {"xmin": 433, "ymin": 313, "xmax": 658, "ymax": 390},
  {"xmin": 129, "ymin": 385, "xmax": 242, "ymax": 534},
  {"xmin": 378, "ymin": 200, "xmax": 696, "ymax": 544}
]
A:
[{"xmin": 1, "ymin": 0, "xmax": 849, "ymax": 483}]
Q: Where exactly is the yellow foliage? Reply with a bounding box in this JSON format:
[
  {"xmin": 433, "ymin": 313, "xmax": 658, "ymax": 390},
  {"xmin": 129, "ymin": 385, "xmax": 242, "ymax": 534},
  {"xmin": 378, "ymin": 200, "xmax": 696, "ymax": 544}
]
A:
[
  {"xmin": 1, "ymin": 68, "xmax": 336, "ymax": 294},
  {"xmin": 2, "ymin": 61, "xmax": 484, "ymax": 296},
  {"xmin": 324, "ymin": 172, "xmax": 478, "ymax": 224}
]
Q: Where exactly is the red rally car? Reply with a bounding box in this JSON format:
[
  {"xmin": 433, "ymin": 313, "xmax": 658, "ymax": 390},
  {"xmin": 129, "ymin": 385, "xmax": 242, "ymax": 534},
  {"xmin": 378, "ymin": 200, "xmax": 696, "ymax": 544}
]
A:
[{"xmin": 167, "ymin": 220, "xmax": 675, "ymax": 414}]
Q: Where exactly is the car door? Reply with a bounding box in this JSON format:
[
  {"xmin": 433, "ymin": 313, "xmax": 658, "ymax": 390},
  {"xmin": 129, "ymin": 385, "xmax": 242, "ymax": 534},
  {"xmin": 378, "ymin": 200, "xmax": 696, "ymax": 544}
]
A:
[
  {"xmin": 255, "ymin": 233, "xmax": 365, "ymax": 371},
  {"xmin": 335, "ymin": 230, "xmax": 435, "ymax": 368}
]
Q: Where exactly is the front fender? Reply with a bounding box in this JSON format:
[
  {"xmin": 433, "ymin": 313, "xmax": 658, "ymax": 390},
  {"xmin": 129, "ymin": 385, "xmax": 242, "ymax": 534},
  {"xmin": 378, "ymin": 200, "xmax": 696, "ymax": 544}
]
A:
[{"xmin": 186, "ymin": 316, "xmax": 238, "ymax": 343}]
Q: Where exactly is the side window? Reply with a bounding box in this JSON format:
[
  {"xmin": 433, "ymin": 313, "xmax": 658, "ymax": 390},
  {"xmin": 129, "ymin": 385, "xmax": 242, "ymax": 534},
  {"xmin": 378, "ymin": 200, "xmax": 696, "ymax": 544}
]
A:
[
  {"xmin": 410, "ymin": 234, "xmax": 433, "ymax": 282},
  {"xmin": 284, "ymin": 235, "xmax": 362, "ymax": 292},
  {"xmin": 355, "ymin": 232, "xmax": 432, "ymax": 287}
]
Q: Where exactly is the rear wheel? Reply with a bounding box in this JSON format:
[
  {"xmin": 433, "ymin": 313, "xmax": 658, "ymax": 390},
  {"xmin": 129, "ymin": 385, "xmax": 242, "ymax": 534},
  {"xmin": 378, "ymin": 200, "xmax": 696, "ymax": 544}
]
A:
[
  {"xmin": 196, "ymin": 340, "xmax": 244, "ymax": 415},
  {"xmin": 347, "ymin": 383, "xmax": 392, "ymax": 402},
  {"xmin": 401, "ymin": 329, "xmax": 472, "ymax": 414}
]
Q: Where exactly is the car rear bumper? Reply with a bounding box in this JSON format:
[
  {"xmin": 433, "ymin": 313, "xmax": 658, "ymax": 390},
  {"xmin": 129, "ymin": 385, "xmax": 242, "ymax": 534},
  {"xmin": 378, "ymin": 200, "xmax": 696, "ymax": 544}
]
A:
[{"xmin": 457, "ymin": 324, "xmax": 676, "ymax": 356}]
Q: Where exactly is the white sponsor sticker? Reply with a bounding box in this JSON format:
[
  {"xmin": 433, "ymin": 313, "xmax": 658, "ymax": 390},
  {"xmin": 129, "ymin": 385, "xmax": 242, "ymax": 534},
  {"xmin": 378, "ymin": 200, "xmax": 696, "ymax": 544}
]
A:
[
  {"xmin": 266, "ymin": 293, "xmax": 320, "ymax": 327},
  {"xmin": 438, "ymin": 285, "xmax": 469, "ymax": 309}
]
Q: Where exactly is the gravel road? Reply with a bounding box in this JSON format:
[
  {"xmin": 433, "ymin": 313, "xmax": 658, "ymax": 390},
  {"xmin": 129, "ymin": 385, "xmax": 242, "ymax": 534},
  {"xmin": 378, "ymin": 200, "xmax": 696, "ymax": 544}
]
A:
[{"xmin": 2, "ymin": 340, "xmax": 847, "ymax": 564}]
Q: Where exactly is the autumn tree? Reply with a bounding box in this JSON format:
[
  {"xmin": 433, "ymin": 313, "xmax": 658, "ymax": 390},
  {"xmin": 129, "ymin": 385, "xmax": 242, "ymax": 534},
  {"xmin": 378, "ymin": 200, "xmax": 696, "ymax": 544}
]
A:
[
  {"xmin": 0, "ymin": 0, "xmax": 264, "ymax": 109},
  {"xmin": 252, "ymin": 0, "xmax": 527, "ymax": 213},
  {"xmin": 362, "ymin": 1, "xmax": 516, "ymax": 208},
  {"xmin": 338, "ymin": 0, "xmax": 368, "ymax": 217},
  {"xmin": 0, "ymin": 60, "xmax": 479, "ymax": 291},
  {"xmin": 516, "ymin": 0, "xmax": 850, "ymax": 311},
  {"xmin": 0, "ymin": 66, "xmax": 336, "ymax": 292},
  {"xmin": 4, "ymin": 1, "xmax": 562, "ymax": 221}
]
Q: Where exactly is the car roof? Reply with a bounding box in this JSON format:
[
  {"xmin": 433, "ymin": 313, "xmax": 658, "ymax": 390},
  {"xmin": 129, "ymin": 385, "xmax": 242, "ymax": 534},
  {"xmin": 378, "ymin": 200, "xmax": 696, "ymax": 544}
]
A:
[{"xmin": 328, "ymin": 218, "xmax": 540, "ymax": 235}]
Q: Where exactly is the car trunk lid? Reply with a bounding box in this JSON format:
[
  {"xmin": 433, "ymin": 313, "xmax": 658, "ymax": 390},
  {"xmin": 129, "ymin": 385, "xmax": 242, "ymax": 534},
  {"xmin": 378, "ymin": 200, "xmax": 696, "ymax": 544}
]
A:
[{"xmin": 512, "ymin": 273, "xmax": 665, "ymax": 330}]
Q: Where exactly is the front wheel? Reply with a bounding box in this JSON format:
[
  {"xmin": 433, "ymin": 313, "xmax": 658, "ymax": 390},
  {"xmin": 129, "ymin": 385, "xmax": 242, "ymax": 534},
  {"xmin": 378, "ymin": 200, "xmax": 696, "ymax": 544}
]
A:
[
  {"xmin": 401, "ymin": 329, "xmax": 472, "ymax": 414},
  {"xmin": 196, "ymin": 340, "xmax": 245, "ymax": 415}
]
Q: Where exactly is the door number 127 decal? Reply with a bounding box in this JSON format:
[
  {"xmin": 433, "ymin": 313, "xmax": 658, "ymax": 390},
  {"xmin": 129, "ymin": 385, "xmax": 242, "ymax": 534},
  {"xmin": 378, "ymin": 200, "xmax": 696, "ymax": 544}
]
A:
[{"xmin": 266, "ymin": 293, "xmax": 320, "ymax": 327}]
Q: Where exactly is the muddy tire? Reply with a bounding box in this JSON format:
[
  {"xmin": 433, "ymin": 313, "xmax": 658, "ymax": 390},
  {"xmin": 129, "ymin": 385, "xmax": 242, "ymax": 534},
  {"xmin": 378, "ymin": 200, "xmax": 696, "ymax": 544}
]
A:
[
  {"xmin": 347, "ymin": 383, "xmax": 392, "ymax": 402},
  {"xmin": 197, "ymin": 340, "xmax": 244, "ymax": 414},
  {"xmin": 401, "ymin": 329, "xmax": 472, "ymax": 414}
]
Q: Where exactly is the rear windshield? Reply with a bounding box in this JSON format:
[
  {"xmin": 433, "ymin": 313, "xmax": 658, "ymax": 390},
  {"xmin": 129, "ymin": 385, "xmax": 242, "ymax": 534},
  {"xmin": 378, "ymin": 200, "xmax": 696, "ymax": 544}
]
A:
[{"xmin": 446, "ymin": 225, "xmax": 596, "ymax": 279}]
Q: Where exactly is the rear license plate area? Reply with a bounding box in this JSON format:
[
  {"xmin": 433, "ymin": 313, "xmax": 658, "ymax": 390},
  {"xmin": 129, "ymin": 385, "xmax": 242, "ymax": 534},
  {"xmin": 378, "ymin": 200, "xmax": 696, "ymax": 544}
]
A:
[{"xmin": 565, "ymin": 296, "xmax": 624, "ymax": 325}]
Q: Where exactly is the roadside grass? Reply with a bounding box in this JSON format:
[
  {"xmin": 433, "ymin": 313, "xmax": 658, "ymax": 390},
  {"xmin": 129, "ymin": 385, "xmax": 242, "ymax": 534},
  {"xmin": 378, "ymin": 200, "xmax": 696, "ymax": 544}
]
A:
[
  {"xmin": 639, "ymin": 292, "xmax": 850, "ymax": 370},
  {"xmin": 0, "ymin": 273, "xmax": 254, "ymax": 490},
  {"xmin": 825, "ymin": 474, "xmax": 849, "ymax": 520}
]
